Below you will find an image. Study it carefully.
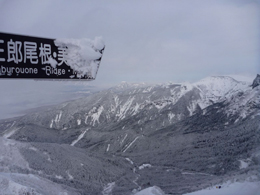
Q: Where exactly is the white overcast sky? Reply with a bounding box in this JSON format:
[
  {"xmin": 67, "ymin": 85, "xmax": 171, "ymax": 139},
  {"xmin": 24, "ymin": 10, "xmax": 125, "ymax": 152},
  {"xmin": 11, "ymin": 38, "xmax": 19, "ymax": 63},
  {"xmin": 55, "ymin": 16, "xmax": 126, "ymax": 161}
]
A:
[{"xmin": 0, "ymin": 0, "xmax": 259, "ymax": 119}]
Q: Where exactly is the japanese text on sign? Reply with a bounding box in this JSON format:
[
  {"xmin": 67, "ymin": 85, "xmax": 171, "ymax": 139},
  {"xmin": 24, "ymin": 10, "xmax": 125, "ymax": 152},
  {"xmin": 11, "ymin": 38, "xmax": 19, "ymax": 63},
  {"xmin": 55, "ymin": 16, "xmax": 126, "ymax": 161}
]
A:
[{"xmin": 0, "ymin": 32, "xmax": 104, "ymax": 80}]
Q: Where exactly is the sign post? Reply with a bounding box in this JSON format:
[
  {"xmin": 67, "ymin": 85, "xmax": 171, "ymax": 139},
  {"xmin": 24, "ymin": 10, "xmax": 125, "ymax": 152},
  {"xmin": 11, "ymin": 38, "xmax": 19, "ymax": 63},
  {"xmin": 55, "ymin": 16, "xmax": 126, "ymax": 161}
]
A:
[{"xmin": 0, "ymin": 32, "xmax": 105, "ymax": 80}]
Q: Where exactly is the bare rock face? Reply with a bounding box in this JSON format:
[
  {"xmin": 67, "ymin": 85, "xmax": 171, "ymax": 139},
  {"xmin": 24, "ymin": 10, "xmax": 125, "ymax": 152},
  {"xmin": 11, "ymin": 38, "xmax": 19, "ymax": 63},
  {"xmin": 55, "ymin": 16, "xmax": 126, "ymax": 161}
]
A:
[{"xmin": 251, "ymin": 74, "xmax": 260, "ymax": 89}]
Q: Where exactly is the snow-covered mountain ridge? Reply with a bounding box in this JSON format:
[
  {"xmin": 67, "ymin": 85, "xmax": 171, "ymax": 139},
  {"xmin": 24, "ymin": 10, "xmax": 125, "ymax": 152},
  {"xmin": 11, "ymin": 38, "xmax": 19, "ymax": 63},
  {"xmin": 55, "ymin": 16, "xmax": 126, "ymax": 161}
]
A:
[
  {"xmin": 0, "ymin": 75, "xmax": 259, "ymax": 195},
  {"xmin": 5, "ymin": 75, "xmax": 256, "ymax": 132}
]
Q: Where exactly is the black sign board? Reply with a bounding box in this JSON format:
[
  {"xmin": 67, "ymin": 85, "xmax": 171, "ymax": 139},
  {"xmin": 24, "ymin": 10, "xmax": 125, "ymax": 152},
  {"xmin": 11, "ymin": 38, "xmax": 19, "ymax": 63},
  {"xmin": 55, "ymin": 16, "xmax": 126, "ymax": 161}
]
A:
[{"xmin": 0, "ymin": 32, "xmax": 104, "ymax": 80}]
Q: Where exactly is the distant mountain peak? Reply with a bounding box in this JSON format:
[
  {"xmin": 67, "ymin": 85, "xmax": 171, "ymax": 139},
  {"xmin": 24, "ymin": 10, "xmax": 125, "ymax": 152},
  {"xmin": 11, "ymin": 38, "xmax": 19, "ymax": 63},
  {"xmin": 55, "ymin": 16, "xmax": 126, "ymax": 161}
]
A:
[
  {"xmin": 110, "ymin": 81, "xmax": 152, "ymax": 92},
  {"xmin": 251, "ymin": 74, "xmax": 260, "ymax": 89},
  {"xmin": 195, "ymin": 75, "xmax": 239, "ymax": 84}
]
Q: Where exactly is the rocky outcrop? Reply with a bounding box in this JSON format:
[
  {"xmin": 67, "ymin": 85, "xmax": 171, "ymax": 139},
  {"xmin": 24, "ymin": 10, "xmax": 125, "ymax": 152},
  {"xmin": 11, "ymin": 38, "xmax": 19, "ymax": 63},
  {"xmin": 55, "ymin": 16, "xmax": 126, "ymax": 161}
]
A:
[{"xmin": 251, "ymin": 74, "xmax": 260, "ymax": 89}]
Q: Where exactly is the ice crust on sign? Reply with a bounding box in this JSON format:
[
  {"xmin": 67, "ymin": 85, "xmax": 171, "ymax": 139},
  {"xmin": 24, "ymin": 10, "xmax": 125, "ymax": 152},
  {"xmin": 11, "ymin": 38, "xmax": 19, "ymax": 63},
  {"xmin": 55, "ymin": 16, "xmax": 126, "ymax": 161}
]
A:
[{"xmin": 54, "ymin": 37, "xmax": 104, "ymax": 78}]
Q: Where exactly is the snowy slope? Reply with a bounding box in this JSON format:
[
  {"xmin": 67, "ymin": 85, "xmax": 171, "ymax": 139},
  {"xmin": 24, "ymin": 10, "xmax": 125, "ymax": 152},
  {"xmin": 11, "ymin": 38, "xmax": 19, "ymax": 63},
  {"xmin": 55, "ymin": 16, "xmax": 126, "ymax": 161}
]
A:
[
  {"xmin": 184, "ymin": 180, "xmax": 260, "ymax": 195},
  {"xmin": 193, "ymin": 76, "xmax": 249, "ymax": 109},
  {"xmin": 0, "ymin": 173, "xmax": 73, "ymax": 195},
  {"xmin": 6, "ymin": 76, "xmax": 252, "ymax": 132},
  {"xmin": 0, "ymin": 137, "xmax": 134, "ymax": 195},
  {"xmin": 0, "ymin": 137, "xmax": 77, "ymax": 194},
  {"xmin": 1, "ymin": 76, "xmax": 259, "ymax": 153},
  {"xmin": 134, "ymin": 186, "xmax": 165, "ymax": 195}
]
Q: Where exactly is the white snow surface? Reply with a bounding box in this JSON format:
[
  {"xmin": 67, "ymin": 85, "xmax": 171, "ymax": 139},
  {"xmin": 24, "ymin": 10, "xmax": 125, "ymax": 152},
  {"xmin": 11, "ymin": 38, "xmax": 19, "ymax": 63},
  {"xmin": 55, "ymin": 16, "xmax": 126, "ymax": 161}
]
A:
[
  {"xmin": 168, "ymin": 112, "xmax": 175, "ymax": 121},
  {"xmin": 121, "ymin": 134, "xmax": 128, "ymax": 145},
  {"xmin": 71, "ymin": 130, "xmax": 87, "ymax": 146},
  {"xmin": 184, "ymin": 180, "xmax": 260, "ymax": 195},
  {"xmin": 91, "ymin": 106, "xmax": 104, "ymax": 125},
  {"xmin": 3, "ymin": 127, "xmax": 20, "ymax": 139},
  {"xmin": 93, "ymin": 36, "xmax": 105, "ymax": 50},
  {"xmin": 138, "ymin": 164, "xmax": 152, "ymax": 170},
  {"xmin": 0, "ymin": 172, "xmax": 70, "ymax": 195},
  {"xmin": 134, "ymin": 186, "xmax": 165, "ymax": 195},
  {"xmin": 0, "ymin": 138, "xmax": 71, "ymax": 195},
  {"xmin": 123, "ymin": 136, "xmax": 139, "ymax": 153},
  {"xmin": 116, "ymin": 97, "xmax": 135, "ymax": 120},
  {"xmin": 102, "ymin": 182, "xmax": 115, "ymax": 195},
  {"xmin": 47, "ymin": 56, "xmax": 58, "ymax": 68},
  {"xmin": 239, "ymin": 159, "xmax": 250, "ymax": 169},
  {"xmin": 106, "ymin": 144, "xmax": 110, "ymax": 152},
  {"xmin": 226, "ymin": 85, "xmax": 260, "ymax": 118},
  {"xmin": 194, "ymin": 76, "xmax": 248, "ymax": 100},
  {"xmin": 0, "ymin": 137, "xmax": 30, "ymax": 170},
  {"xmin": 144, "ymin": 75, "xmax": 254, "ymax": 117},
  {"xmin": 186, "ymin": 76, "xmax": 253, "ymax": 116},
  {"xmin": 50, "ymin": 111, "xmax": 62, "ymax": 128},
  {"xmin": 66, "ymin": 171, "xmax": 74, "ymax": 180},
  {"xmin": 85, "ymin": 106, "xmax": 104, "ymax": 126},
  {"xmin": 54, "ymin": 37, "xmax": 104, "ymax": 78},
  {"xmin": 125, "ymin": 158, "xmax": 134, "ymax": 165}
]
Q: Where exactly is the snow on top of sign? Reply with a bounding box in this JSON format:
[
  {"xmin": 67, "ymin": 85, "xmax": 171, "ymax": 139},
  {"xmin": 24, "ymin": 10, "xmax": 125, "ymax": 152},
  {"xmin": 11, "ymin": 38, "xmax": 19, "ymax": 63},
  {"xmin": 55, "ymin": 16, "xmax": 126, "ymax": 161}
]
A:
[
  {"xmin": 54, "ymin": 37, "xmax": 104, "ymax": 79},
  {"xmin": 93, "ymin": 37, "xmax": 105, "ymax": 50},
  {"xmin": 47, "ymin": 56, "xmax": 58, "ymax": 68}
]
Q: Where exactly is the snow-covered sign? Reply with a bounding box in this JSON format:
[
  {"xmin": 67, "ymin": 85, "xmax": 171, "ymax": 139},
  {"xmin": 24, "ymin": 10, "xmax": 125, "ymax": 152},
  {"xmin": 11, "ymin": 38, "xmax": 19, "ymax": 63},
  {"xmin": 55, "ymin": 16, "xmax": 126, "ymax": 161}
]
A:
[{"xmin": 0, "ymin": 32, "xmax": 105, "ymax": 80}]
